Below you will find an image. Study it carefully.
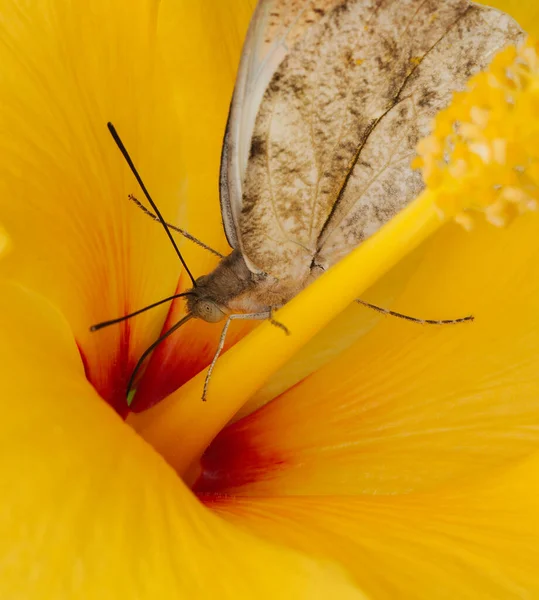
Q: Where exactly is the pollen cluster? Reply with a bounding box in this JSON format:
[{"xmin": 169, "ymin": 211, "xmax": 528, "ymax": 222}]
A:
[{"xmin": 414, "ymin": 38, "xmax": 539, "ymax": 230}]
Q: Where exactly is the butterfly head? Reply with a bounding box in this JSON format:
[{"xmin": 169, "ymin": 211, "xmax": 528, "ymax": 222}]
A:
[
  {"xmin": 187, "ymin": 280, "xmax": 227, "ymax": 323},
  {"xmin": 190, "ymin": 298, "xmax": 226, "ymax": 323}
]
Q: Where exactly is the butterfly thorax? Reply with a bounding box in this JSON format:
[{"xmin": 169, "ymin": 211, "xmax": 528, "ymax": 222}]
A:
[{"xmin": 186, "ymin": 249, "xmax": 306, "ymax": 321}]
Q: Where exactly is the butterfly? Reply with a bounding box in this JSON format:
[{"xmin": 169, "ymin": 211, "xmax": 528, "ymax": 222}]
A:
[{"xmin": 93, "ymin": 0, "xmax": 524, "ymax": 402}]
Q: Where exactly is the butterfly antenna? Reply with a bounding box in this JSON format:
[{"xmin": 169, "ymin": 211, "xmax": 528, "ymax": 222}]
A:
[
  {"xmin": 355, "ymin": 299, "xmax": 474, "ymax": 325},
  {"xmin": 89, "ymin": 291, "xmax": 193, "ymax": 332},
  {"xmin": 107, "ymin": 122, "xmax": 197, "ymax": 287},
  {"xmin": 126, "ymin": 313, "xmax": 193, "ymax": 403},
  {"xmin": 127, "ymin": 194, "xmax": 224, "ymax": 259}
]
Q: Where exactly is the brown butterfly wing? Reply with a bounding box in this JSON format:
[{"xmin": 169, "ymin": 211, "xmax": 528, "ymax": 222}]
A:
[
  {"xmin": 237, "ymin": 0, "xmax": 524, "ymax": 281},
  {"xmin": 219, "ymin": 0, "xmax": 342, "ymax": 263},
  {"xmin": 315, "ymin": 2, "xmax": 525, "ymax": 270}
]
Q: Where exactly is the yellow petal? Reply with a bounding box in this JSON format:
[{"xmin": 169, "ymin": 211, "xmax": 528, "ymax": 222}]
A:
[
  {"xmin": 209, "ymin": 453, "xmax": 539, "ymax": 599},
  {"xmin": 0, "ymin": 224, "xmax": 10, "ymax": 258},
  {"xmin": 0, "ymin": 281, "xmax": 364, "ymax": 599},
  {"xmin": 0, "ymin": 0, "xmax": 254, "ymax": 412},
  {"xmin": 196, "ymin": 210, "xmax": 539, "ymax": 495}
]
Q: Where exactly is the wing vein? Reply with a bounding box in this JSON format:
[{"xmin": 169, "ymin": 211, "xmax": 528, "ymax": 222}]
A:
[
  {"xmin": 401, "ymin": 0, "xmax": 431, "ymax": 39},
  {"xmin": 316, "ymin": 5, "xmax": 472, "ymax": 248},
  {"xmin": 265, "ymin": 97, "xmax": 289, "ymax": 241},
  {"xmin": 307, "ymin": 69, "xmax": 322, "ymax": 242}
]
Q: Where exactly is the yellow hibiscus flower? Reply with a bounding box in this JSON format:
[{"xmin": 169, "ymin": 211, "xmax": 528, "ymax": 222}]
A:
[{"xmin": 1, "ymin": 0, "xmax": 539, "ymax": 598}]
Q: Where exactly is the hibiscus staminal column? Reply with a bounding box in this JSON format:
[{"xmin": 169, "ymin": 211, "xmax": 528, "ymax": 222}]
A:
[{"xmin": 130, "ymin": 37, "xmax": 539, "ymax": 476}]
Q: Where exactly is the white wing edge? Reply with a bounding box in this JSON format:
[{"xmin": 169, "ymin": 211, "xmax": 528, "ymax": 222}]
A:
[{"xmin": 219, "ymin": 0, "xmax": 312, "ymax": 270}]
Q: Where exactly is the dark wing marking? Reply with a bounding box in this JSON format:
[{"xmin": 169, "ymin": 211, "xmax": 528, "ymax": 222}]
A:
[
  {"xmin": 315, "ymin": 2, "xmax": 525, "ymax": 269},
  {"xmin": 238, "ymin": 0, "xmax": 524, "ymax": 281}
]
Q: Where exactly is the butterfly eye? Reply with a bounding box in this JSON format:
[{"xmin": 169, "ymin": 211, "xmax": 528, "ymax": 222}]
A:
[{"xmin": 195, "ymin": 300, "xmax": 225, "ymax": 323}]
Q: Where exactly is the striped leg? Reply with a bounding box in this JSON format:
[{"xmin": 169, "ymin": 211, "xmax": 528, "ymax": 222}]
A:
[
  {"xmin": 268, "ymin": 307, "xmax": 290, "ymax": 336},
  {"xmin": 203, "ymin": 311, "xmax": 271, "ymax": 401},
  {"xmin": 355, "ymin": 299, "xmax": 474, "ymax": 325}
]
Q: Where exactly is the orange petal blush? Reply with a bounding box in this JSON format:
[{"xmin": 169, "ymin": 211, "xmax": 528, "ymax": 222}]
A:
[{"xmin": 194, "ymin": 406, "xmax": 291, "ymax": 494}]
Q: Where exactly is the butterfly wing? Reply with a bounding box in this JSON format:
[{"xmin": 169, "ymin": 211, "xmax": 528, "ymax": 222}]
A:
[
  {"xmin": 234, "ymin": 0, "xmax": 524, "ymax": 281},
  {"xmin": 314, "ymin": 1, "xmax": 525, "ymax": 271},
  {"xmin": 219, "ymin": 0, "xmax": 341, "ymax": 264}
]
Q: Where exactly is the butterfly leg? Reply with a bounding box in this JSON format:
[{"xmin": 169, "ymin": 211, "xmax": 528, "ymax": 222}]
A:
[
  {"xmin": 355, "ymin": 299, "xmax": 474, "ymax": 325},
  {"xmin": 202, "ymin": 311, "xmax": 271, "ymax": 401},
  {"xmin": 268, "ymin": 307, "xmax": 290, "ymax": 336}
]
